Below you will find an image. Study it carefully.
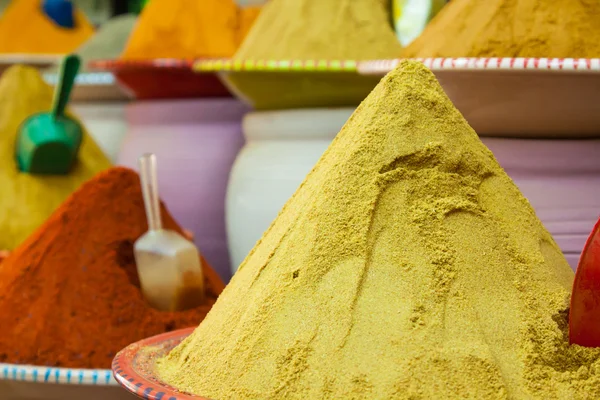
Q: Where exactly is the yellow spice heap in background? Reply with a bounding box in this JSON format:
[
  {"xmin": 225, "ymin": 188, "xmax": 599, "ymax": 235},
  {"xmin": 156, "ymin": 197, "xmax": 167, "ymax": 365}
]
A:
[
  {"xmin": 120, "ymin": 0, "xmax": 261, "ymax": 59},
  {"xmin": 236, "ymin": 6, "xmax": 262, "ymax": 48},
  {"xmin": 235, "ymin": 0, "xmax": 403, "ymax": 60},
  {"xmin": 0, "ymin": 0, "xmax": 94, "ymax": 54},
  {"xmin": 158, "ymin": 61, "xmax": 600, "ymax": 399},
  {"xmin": 0, "ymin": 66, "xmax": 110, "ymax": 250},
  {"xmin": 403, "ymin": 0, "xmax": 600, "ymax": 58}
]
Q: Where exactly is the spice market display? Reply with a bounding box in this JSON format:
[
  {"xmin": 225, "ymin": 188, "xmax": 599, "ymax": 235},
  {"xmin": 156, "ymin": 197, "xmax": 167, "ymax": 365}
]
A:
[
  {"xmin": 0, "ymin": 0, "xmax": 94, "ymax": 54},
  {"xmin": 120, "ymin": 0, "xmax": 261, "ymax": 60},
  {"xmin": 402, "ymin": 0, "xmax": 600, "ymax": 58},
  {"xmin": 157, "ymin": 60, "xmax": 600, "ymax": 399},
  {"xmin": 0, "ymin": 0, "xmax": 598, "ymax": 399},
  {"xmin": 0, "ymin": 167, "xmax": 224, "ymax": 368},
  {"xmin": 0, "ymin": 65, "xmax": 110, "ymax": 250},
  {"xmin": 46, "ymin": 14, "xmax": 138, "ymax": 74},
  {"xmin": 235, "ymin": 0, "xmax": 403, "ymax": 60}
]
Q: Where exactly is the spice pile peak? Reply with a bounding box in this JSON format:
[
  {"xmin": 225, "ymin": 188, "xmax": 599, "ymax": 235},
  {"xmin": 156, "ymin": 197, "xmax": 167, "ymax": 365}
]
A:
[
  {"xmin": 0, "ymin": 0, "xmax": 94, "ymax": 54},
  {"xmin": 120, "ymin": 0, "xmax": 260, "ymax": 60},
  {"xmin": 47, "ymin": 14, "xmax": 138, "ymax": 74},
  {"xmin": 0, "ymin": 65, "xmax": 110, "ymax": 250},
  {"xmin": 235, "ymin": 0, "xmax": 402, "ymax": 60},
  {"xmin": 403, "ymin": 0, "xmax": 600, "ymax": 58},
  {"xmin": 157, "ymin": 60, "xmax": 600, "ymax": 399},
  {"xmin": 0, "ymin": 167, "xmax": 224, "ymax": 368}
]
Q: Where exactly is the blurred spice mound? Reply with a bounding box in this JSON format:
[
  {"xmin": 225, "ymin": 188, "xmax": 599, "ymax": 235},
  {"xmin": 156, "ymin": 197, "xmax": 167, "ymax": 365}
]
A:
[
  {"xmin": 403, "ymin": 0, "xmax": 600, "ymax": 58},
  {"xmin": 0, "ymin": 65, "xmax": 110, "ymax": 251}
]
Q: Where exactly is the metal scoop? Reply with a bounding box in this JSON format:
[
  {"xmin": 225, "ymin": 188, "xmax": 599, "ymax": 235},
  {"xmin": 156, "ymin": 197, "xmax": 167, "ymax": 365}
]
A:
[
  {"xmin": 569, "ymin": 217, "xmax": 600, "ymax": 347},
  {"xmin": 134, "ymin": 153, "xmax": 205, "ymax": 312}
]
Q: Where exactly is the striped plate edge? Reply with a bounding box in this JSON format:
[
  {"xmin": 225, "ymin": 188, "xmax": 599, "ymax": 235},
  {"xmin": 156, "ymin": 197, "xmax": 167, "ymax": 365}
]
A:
[
  {"xmin": 193, "ymin": 59, "xmax": 359, "ymax": 72},
  {"xmin": 0, "ymin": 363, "xmax": 115, "ymax": 386},
  {"xmin": 357, "ymin": 58, "xmax": 600, "ymax": 74},
  {"xmin": 89, "ymin": 58, "xmax": 600, "ymax": 74}
]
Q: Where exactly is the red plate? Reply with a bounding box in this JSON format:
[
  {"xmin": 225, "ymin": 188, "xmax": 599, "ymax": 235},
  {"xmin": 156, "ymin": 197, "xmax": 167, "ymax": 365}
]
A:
[
  {"xmin": 89, "ymin": 59, "xmax": 231, "ymax": 100},
  {"xmin": 112, "ymin": 327, "xmax": 210, "ymax": 399},
  {"xmin": 570, "ymin": 217, "xmax": 600, "ymax": 347}
]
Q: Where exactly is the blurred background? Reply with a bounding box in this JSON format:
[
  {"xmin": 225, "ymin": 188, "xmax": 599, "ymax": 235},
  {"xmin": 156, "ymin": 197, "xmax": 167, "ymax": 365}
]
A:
[{"xmin": 0, "ymin": 0, "xmax": 268, "ymax": 23}]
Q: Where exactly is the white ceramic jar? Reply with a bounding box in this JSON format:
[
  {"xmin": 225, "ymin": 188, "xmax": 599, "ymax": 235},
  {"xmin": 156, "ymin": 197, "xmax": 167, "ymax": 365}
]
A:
[
  {"xmin": 227, "ymin": 108, "xmax": 600, "ymax": 273},
  {"xmin": 71, "ymin": 102, "xmax": 127, "ymax": 163},
  {"xmin": 226, "ymin": 108, "xmax": 354, "ymax": 272}
]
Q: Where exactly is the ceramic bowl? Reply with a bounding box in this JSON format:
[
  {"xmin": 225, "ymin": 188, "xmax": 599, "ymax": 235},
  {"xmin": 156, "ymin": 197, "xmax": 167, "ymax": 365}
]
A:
[
  {"xmin": 0, "ymin": 54, "xmax": 61, "ymax": 75},
  {"xmin": 112, "ymin": 327, "xmax": 206, "ymax": 399},
  {"xmin": 359, "ymin": 57, "xmax": 600, "ymax": 138},
  {"xmin": 194, "ymin": 59, "xmax": 382, "ymax": 110},
  {"xmin": 43, "ymin": 71, "xmax": 131, "ymax": 101},
  {"xmin": 0, "ymin": 363, "xmax": 135, "ymax": 399},
  {"xmin": 89, "ymin": 59, "xmax": 231, "ymax": 100},
  {"xmin": 70, "ymin": 101, "xmax": 128, "ymax": 163}
]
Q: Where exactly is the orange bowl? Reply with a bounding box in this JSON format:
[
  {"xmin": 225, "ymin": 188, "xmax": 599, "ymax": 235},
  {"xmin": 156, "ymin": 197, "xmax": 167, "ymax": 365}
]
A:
[{"xmin": 112, "ymin": 327, "xmax": 210, "ymax": 399}]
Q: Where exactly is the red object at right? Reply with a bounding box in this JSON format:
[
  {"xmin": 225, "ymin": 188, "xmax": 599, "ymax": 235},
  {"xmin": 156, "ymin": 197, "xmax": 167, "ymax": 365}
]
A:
[{"xmin": 570, "ymin": 217, "xmax": 600, "ymax": 347}]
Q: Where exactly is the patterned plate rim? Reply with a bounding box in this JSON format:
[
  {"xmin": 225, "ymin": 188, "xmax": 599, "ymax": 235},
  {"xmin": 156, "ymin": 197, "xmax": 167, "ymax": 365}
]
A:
[
  {"xmin": 0, "ymin": 363, "xmax": 115, "ymax": 386},
  {"xmin": 88, "ymin": 59, "xmax": 195, "ymax": 71},
  {"xmin": 88, "ymin": 57, "xmax": 600, "ymax": 75},
  {"xmin": 185, "ymin": 57, "xmax": 600, "ymax": 73},
  {"xmin": 358, "ymin": 57, "xmax": 600, "ymax": 74},
  {"xmin": 42, "ymin": 71, "xmax": 116, "ymax": 86},
  {"xmin": 112, "ymin": 327, "xmax": 208, "ymax": 399},
  {"xmin": 0, "ymin": 54, "xmax": 63, "ymax": 65},
  {"xmin": 193, "ymin": 59, "xmax": 359, "ymax": 72}
]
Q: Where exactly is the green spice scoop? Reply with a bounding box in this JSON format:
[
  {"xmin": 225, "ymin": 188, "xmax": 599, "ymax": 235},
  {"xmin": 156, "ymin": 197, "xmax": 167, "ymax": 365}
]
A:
[{"xmin": 15, "ymin": 54, "xmax": 83, "ymax": 175}]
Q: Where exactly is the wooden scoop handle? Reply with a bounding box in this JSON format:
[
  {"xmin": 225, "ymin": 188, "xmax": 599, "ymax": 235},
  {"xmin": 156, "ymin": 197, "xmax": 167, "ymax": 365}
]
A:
[{"xmin": 139, "ymin": 153, "xmax": 163, "ymax": 231}]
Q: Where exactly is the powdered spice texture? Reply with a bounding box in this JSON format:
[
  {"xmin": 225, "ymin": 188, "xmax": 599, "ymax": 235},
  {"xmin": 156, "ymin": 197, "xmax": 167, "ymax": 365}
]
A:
[
  {"xmin": 121, "ymin": 0, "xmax": 260, "ymax": 59},
  {"xmin": 0, "ymin": 167, "xmax": 224, "ymax": 368},
  {"xmin": 0, "ymin": 66, "xmax": 111, "ymax": 251},
  {"xmin": 235, "ymin": 0, "xmax": 403, "ymax": 60},
  {"xmin": 403, "ymin": 0, "xmax": 600, "ymax": 58},
  {"xmin": 0, "ymin": 0, "xmax": 94, "ymax": 54},
  {"xmin": 47, "ymin": 14, "xmax": 138, "ymax": 74},
  {"xmin": 157, "ymin": 61, "xmax": 600, "ymax": 398}
]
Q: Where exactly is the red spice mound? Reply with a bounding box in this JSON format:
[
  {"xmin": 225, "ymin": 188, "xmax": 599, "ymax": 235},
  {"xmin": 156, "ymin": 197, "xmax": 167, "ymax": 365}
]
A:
[{"xmin": 0, "ymin": 167, "xmax": 225, "ymax": 368}]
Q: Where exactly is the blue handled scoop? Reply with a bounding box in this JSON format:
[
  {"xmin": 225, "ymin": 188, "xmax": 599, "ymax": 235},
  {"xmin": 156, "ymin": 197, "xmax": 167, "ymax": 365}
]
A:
[
  {"xmin": 42, "ymin": 0, "xmax": 75, "ymax": 28},
  {"xmin": 15, "ymin": 54, "xmax": 83, "ymax": 175}
]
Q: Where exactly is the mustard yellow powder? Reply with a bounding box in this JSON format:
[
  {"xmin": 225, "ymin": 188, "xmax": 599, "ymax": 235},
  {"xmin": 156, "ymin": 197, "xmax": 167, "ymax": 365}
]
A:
[
  {"xmin": 226, "ymin": 0, "xmax": 402, "ymax": 110},
  {"xmin": 402, "ymin": 0, "xmax": 600, "ymax": 58},
  {"xmin": 235, "ymin": 0, "xmax": 403, "ymax": 60},
  {"xmin": 0, "ymin": 66, "xmax": 111, "ymax": 250},
  {"xmin": 158, "ymin": 61, "xmax": 600, "ymax": 399}
]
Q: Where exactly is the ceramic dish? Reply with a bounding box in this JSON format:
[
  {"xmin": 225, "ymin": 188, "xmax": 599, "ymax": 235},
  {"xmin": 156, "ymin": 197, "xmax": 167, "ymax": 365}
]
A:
[
  {"xmin": 359, "ymin": 58, "xmax": 600, "ymax": 138},
  {"xmin": 112, "ymin": 327, "xmax": 203, "ymax": 399},
  {"xmin": 0, "ymin": 363, "xmax": 135, "ymax": 399},
  {"xmin": 193, "ymin": 59, "xmax": 381, "ymax": 110},
  {"xmin": 89, "ymin": 59, "xmax": 230, "ymax": 100},
  {"xmin": 42, "ymin": 72, "xmax": 131, "ymax": 101},
  {"xmin": 0, "ymin": 54, "xmax": 62, "ymax": 75}
]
